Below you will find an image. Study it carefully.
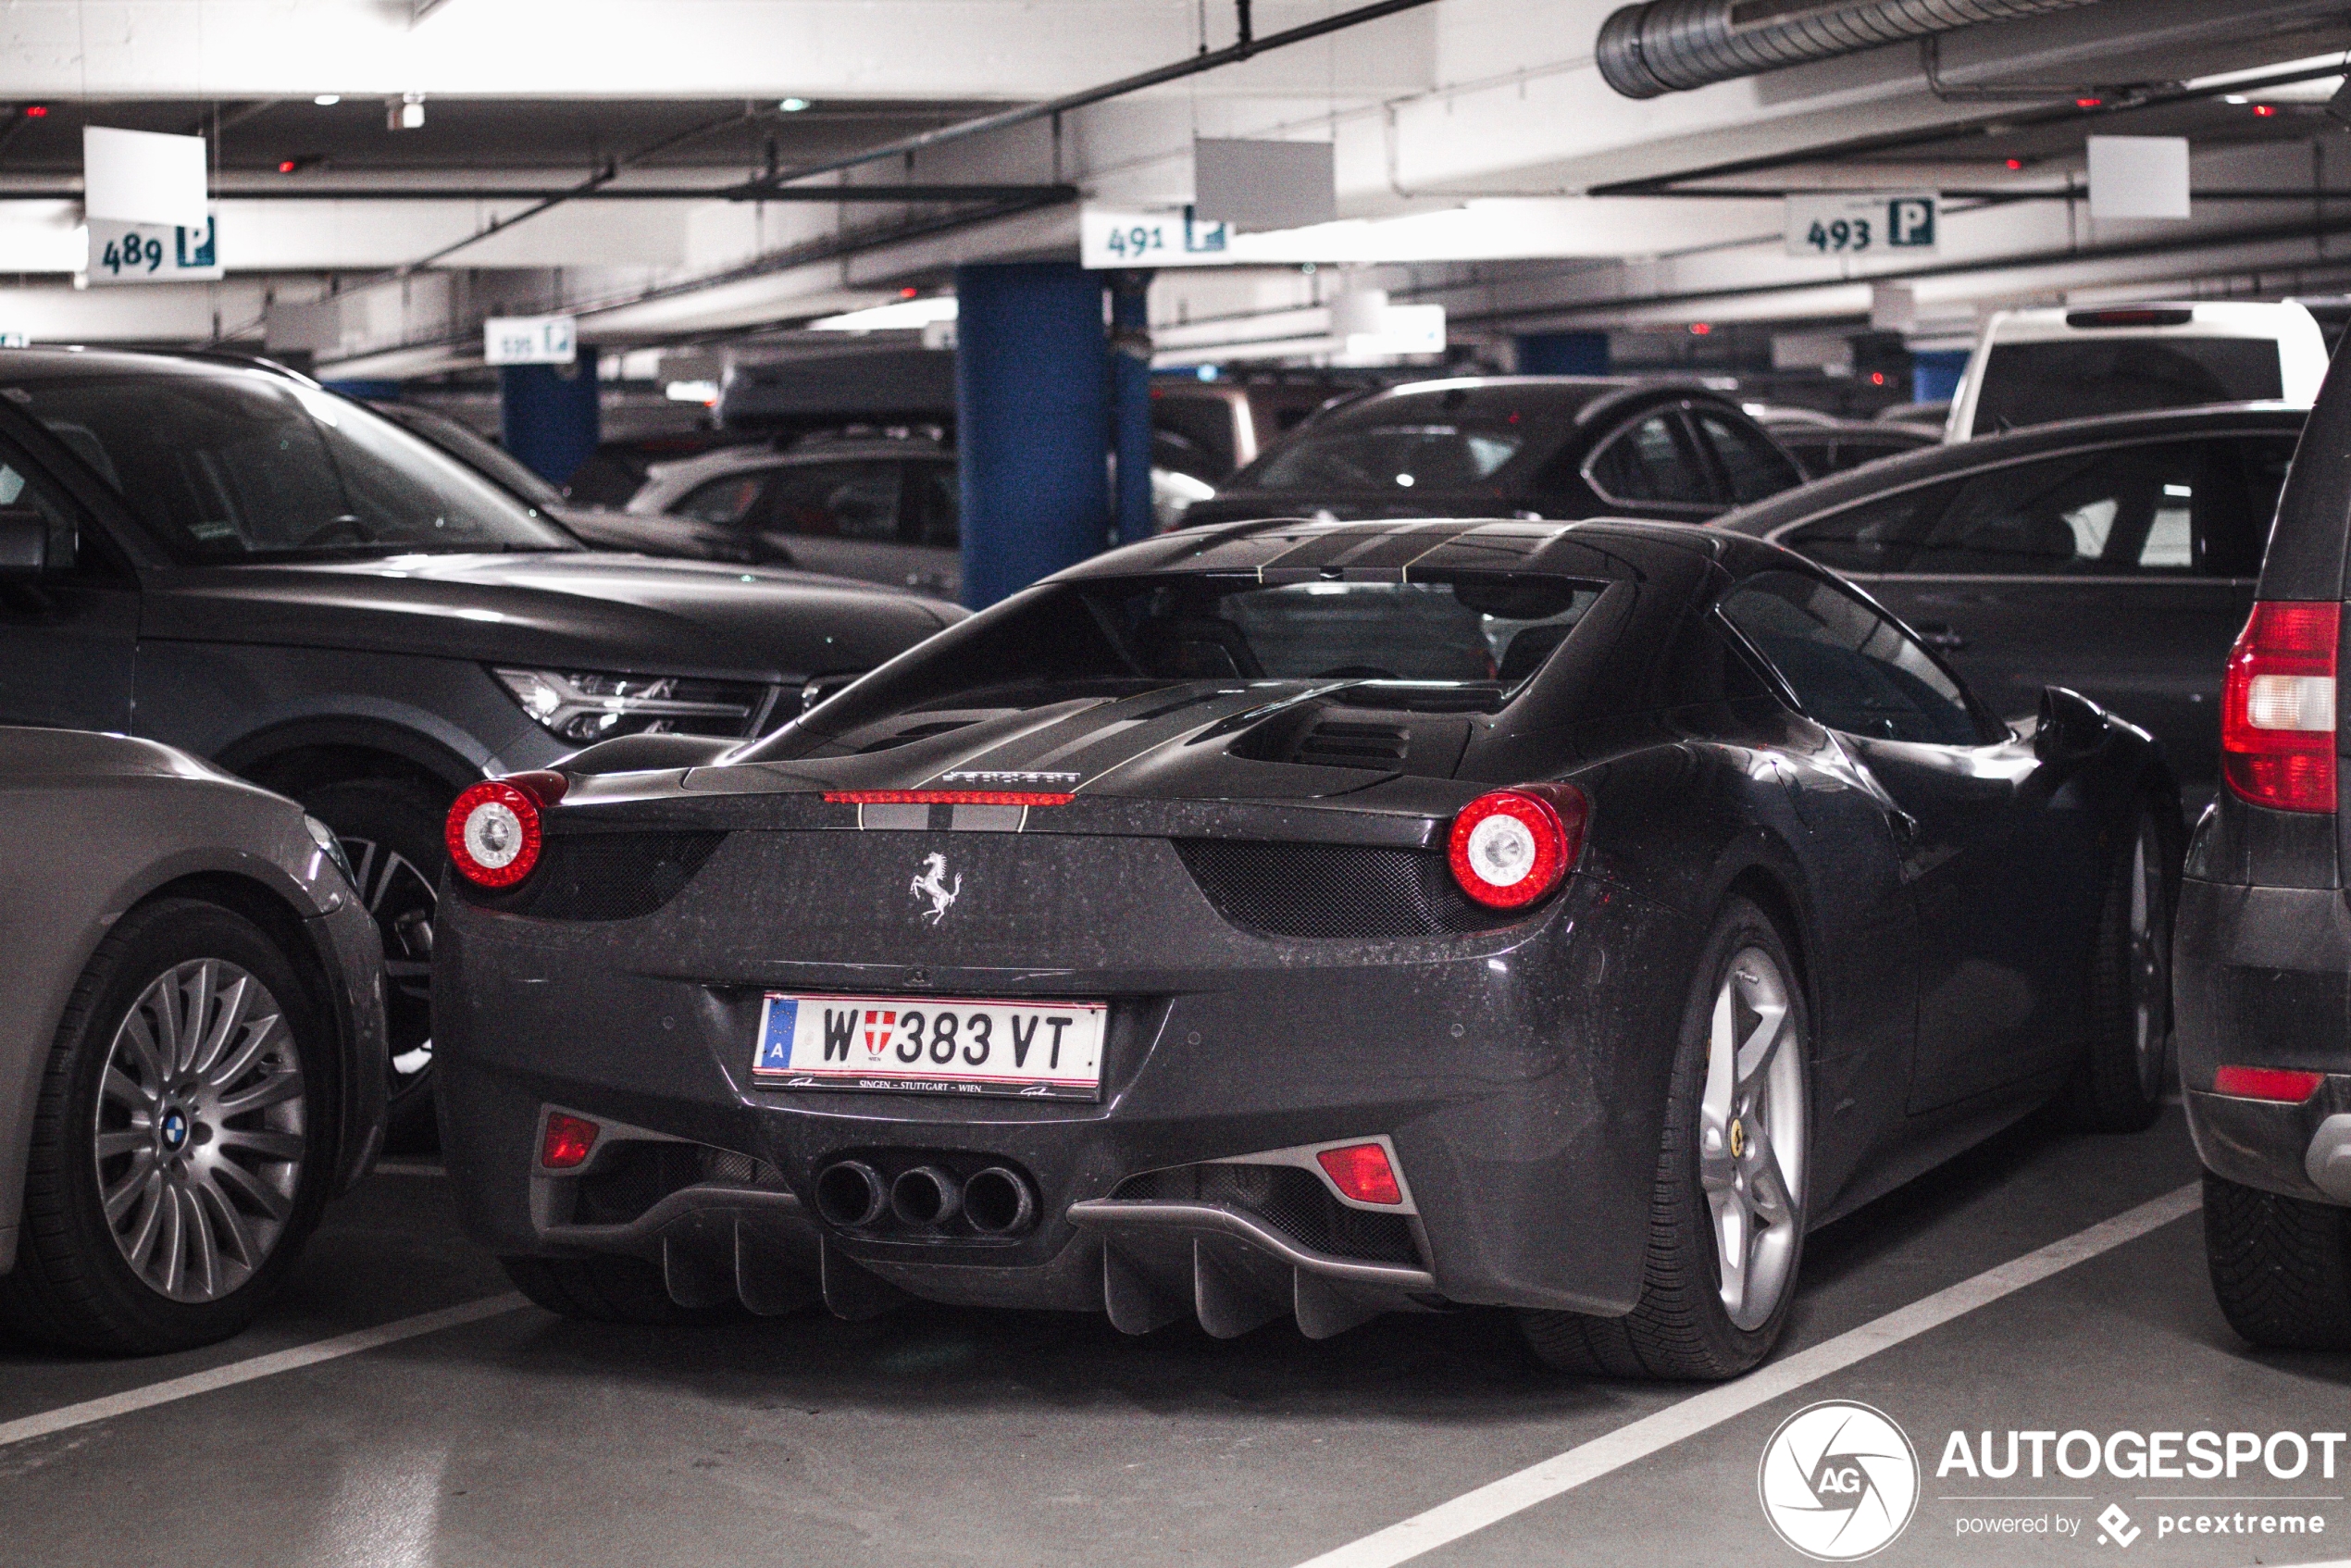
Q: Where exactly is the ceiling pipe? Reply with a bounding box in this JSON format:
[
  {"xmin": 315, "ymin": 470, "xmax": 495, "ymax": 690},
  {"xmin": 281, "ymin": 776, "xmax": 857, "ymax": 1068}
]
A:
[{"xmin": 1595, "ymin": 0, "xmax": 2105, "ymax": 99}]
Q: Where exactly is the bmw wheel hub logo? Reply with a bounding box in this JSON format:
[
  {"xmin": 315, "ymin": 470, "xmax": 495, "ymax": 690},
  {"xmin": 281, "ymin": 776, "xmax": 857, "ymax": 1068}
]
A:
[
  {"xmin": 160, "ymin": 1112, "xmax": 189, "ymax": 1151},
  {"xmin": 1758, "ymin": 1400, "xmax": 1920, "ymax": 1561}
]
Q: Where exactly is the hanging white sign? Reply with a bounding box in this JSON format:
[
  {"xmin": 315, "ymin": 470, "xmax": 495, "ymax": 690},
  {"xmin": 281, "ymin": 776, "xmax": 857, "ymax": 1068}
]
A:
[
  {"xmin": 1080, "ymin": 206, "xmax": 1233, "ymax": 269},
  {"xmin": 484, "ymin": 315, "xmax": 578, "ymax": 365},
  {"xmin": 1785, "ymin": 193, "xmax": 1939, "ymax": 258},
  {"xmin": 85, "ymin": 213, "xmax": 222, "ymax": 284}
]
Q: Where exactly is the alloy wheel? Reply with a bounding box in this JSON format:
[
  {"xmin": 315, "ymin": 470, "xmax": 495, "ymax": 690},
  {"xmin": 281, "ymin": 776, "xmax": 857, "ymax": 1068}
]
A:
[
  {"xmin": 1698, "ymin": 945, "xmax": 1808, "ymax": 1332},
  {"xmin": 93, "ymin": 958, "xmax": 307, "ymax": 1303}
]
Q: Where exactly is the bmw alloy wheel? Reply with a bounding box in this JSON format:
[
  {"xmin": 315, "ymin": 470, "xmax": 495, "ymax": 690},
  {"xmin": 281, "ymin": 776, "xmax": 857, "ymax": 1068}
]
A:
[
  {"xmin": 94, "ymin": 959, "xmax": 308, "ymax": 1303},
  {"xmin": 1698, "ymin": 946, "xmax": 1807, "ymax": 1332}
]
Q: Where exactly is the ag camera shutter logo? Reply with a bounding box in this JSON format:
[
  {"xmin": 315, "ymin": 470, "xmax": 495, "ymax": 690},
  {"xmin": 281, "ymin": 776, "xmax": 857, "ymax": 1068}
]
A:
[{"xmin": 1759, "ymin": 1400, "xmax": 1921, "ymax": 1561}]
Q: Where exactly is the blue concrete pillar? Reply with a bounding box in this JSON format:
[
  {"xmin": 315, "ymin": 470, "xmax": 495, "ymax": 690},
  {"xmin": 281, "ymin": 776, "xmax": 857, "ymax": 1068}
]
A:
[
  {"xmin": 500, "ymin": 358, "xmax": 601, "ymax": 489},
  {"xmin": 955, "ymin": 262, "xmax": 1110, "ymax": 608},
  {"xmin": 1515, "ymin": 331, "xmax": 1611, "ymax": 376},
  {"xmin": 1910, "ymin": 349, "xmax": 1970, "ymax": 404},
  {"xmin": 1108, "ymin": 269, "xmax": 1155, "ymax": 547}
]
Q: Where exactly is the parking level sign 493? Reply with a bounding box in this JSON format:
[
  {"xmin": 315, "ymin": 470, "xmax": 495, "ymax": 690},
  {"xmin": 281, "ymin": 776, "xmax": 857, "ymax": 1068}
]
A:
[{"xmin": 1785, "ymin": 193, "xmax": 1937, "ymax": 257}]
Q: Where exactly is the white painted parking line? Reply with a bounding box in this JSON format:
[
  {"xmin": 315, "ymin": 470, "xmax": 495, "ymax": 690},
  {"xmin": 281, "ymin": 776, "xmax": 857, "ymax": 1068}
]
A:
[
  {"xmin": 1293, "ymin": 1182, "xmax": 2203, "ymax": 1568},
  {"xmin": 0, "ymin": 1293, "xmax": 527, "ymax": 1450}
]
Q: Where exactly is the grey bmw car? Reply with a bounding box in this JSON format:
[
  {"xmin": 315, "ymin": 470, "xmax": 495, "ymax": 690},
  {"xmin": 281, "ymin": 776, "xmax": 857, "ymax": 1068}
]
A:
[{"xmin": 0, "ymin": 726, "xmax": 387, "ymax": 1353}]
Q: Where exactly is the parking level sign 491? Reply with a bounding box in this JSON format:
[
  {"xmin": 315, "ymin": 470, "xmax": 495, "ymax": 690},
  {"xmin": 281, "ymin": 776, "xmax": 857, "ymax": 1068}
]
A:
[{"xmin": 1785, "ymin": 193, "xmax": 1937, "ymax": 257}]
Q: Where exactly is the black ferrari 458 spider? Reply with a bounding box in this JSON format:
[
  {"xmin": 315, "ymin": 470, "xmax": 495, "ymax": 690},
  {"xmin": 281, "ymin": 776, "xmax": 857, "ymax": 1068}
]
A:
[{"xmin": 433, "ymin": 516, "xmax": 2177, "ymax": 1378}]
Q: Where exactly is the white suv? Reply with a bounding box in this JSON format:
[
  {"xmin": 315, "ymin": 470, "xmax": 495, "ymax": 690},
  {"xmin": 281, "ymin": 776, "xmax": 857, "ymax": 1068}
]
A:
[{"xmin": 1948, "ymin": 302, "xmax": 2327, "ymax": 441}]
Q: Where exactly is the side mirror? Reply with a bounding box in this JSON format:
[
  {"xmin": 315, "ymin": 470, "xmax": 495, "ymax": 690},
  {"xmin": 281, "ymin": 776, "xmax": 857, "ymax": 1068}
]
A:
[
  {"xmin": 2034, "ymin": 685, "xmax": 2108, "ymax": 765},
  {"xmin": 0, "ymin": 505, "xmax": 47, "ymax": 576}
]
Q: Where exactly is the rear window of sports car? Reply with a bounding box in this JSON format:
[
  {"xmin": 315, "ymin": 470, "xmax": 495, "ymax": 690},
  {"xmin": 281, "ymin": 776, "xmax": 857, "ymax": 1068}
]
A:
[{"xmin": 749, "ymin": 572, "xmax": 1604, "ymax": 751}]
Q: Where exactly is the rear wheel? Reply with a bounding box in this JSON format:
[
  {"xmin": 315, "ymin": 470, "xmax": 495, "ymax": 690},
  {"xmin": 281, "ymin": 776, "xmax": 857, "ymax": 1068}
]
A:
[
  {"xmin": 2203, "ymin": 1171, "xmax": 2351, "ymax": 1351},
  {"xmin": 501, "ymin": 1255, "xmax": 741, "ymax": 1325},
  {"xmin": 301, "ymin": 778, "xmax": 446, "ymax": 1144},
  {"xmin": 2063, "ymin": 805, "xmax": 2170, "ymax": 1134},
  {"xmin": 0, "ymin": 900, "xmax": 333, "ymax": 1353},
  {"xmin": 1520, "ymin": 897, "xmax": 1810, "ymax": 1379}
]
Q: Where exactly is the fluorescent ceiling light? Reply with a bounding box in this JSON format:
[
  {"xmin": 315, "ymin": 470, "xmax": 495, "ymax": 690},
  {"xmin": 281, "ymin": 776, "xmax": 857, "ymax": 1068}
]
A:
[
  {"xmin": 809, "ymin": 296, "xmax": 958, "ymax": 331},
  {"xmin": 314, "ymin": 94, "xmax": 342, "ymax": 106},
  {"xmin": 778, "ymin": 98, "xmax": 812, "ymax": 113}
]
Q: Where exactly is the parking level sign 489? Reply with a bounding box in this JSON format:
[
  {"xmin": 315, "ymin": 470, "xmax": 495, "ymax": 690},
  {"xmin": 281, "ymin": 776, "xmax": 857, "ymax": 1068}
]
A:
[{"xmin": 1785, "ymin": 193, "xmax": 1938, "ymax": 258}]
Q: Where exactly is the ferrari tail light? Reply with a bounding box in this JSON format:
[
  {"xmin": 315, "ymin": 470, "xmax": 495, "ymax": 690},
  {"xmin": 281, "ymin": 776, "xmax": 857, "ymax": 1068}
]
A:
[
  {"xmin": 1448, "ymin": 783, "xmax": 1589, "ymax": 910},
  {"xmin": 1316, "ymin": 1142, "xmax": 1404, "ymax": 1206},
  {"xmin": 541, "ymin": 1112, "xmax": 599, "ymax": 1169},
  {"xmin": 446, "ymin": 771, "xmax": 566, "ymax": 888},
  {"xmin": 2221, "ymin": 602, "xmax": 2339, "ymax": 814},
  {"xmin": 2212, "ymin": 1065, "xmax": 2324, "ymax": 1102}
]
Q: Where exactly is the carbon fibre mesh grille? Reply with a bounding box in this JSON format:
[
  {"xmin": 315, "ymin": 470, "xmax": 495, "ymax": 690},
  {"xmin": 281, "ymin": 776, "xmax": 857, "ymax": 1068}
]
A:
[
  {"xmin": 469, "ymin": 831, "xmax": 726, "ymax": 921},
  {"xmin": 1176, "ymin": 840, "xmax": 1517, "ymax": 940},
  {"xmin": 1111, "ymin": 1163, "xmax": 1421, "ymax": 1266}
]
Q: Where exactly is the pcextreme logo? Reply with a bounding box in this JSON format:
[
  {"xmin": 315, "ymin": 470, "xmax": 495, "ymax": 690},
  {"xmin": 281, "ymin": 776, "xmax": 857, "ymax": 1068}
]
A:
[{"xmin": 1759, "ymin": 1400, "xmax": 1922, "ymax": 1562}]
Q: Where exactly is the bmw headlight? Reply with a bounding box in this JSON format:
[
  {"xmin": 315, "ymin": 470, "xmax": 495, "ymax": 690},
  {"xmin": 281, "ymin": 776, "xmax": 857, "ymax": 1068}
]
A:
[{"xmin": 492, "ymin": 667, "xmax": 767, "ymax": 742}]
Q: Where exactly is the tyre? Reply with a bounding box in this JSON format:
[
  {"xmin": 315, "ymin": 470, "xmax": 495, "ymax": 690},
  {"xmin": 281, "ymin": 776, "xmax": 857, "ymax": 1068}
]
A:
[
  {"xmin": 1520, "ymin": 896, "xmax": 1810, "ymax": 1379},
  {"xmin": 0, "ymin": 899, "xmax": 336, "ymax": 1354},
  {"xmin": 2063, "ymin": 804, "xmax": 2171, "ymax": 1134},
  {"xmin": 501, "ymin": 1255, "xmax": 741, "ymax": 1325},
  {"xmin": 2203, "ymin": 1171, "xmax": 2351, "ymax": 1351},
  {"xmin": 301, "ymin": 778, "xmax": 447, "ymax": 1144}
]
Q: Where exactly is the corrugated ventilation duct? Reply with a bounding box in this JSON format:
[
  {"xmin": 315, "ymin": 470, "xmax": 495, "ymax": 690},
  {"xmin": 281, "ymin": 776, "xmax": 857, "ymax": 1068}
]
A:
[{"xmin": 1596, "ymin": 0, "xmax": 2106, "ymax": 98}]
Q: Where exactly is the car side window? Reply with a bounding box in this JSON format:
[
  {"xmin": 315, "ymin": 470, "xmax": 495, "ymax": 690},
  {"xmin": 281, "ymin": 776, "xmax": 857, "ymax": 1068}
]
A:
[
  {"xmin": 0, "ymin": 437, "xmax": 120, "ymax": 581},
  {"xmin": 1692, "ymin": 410, "xmax": 1803, "ymax": 504},
  {"xmin": 1586, "ymin": 413, "xmax": 1712, "ymax": 508},
  {"xmin": 906, "ymin": 461, "xmax": 959, "ymax": 547},
  {"xmin": 754, "ymin": 461, "xmax": 903, "ymax": 541},
  {"xmin": 1908, "ymin": 444, "xmax": 2262, "ymax": 577},
  {"xmin": 1775, "ymin": 482, "xmax": 1957, "ymax": 575},
  {"xmin": 1719, "ymin": 569, "xmax": 1984, "ymax": 746},
  {"xmin": 674, "ymin": 471, "xmax": 770, "ymax": 527}
]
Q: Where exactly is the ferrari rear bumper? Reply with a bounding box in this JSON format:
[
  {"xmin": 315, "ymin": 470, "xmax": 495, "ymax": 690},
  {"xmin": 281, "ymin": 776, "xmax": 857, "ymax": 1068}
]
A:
[{"xmin": 433, "ymin": 826, "xmax": 1701, "ymax": 1325}]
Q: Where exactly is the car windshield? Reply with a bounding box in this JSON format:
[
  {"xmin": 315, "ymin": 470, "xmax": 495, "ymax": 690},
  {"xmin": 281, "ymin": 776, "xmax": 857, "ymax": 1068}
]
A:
[
  {"xmin": 751, "ymin": 572, "xmax": 1600, "ymax": 754},
  {"xmin": 1972, "ymin": 339, "xmax": 2284, "ymax": 435},
  {"xmin": 1243, "ymin": 424, "xmax": 1525, "ymax": 492},
  {"xmin": 4, "ymin": 369, "xmax": 578, "ymax": 560},
  {"xmin": 383, "ymin": 404, "xmax": 569, "ymax": 510}
]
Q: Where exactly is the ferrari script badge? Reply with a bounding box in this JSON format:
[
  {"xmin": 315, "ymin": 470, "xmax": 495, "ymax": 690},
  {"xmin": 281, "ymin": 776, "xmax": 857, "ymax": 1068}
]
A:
[{"xmin": 910, "ymin": 852, "xmax": 962, "ymax": 925}]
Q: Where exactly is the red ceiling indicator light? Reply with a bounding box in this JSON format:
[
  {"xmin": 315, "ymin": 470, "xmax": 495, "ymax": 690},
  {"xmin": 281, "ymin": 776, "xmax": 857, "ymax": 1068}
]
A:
[
  {"xmin": 2005, "ymin": 157, "xmax": 2026, "ymax": 171},
  {"xmin": 541, "ymin": 1112, "xmax": 600, "ymax": 1170},
  {"xmin": 1449, "ymin": 783, "xmax": 1589, "ymax": 911},
  {"xmin": 2212, "ymin": 1065, "xmax": 2325, "ymax": 1103},
  {"xmin": 2075, "ymin": 97, "xmax": 2104, "ymax": 109},
  {"xmin": 2220, "ymin": 601, "xmax": 2339, "ymax": 814},
  {"xmin": 1316, "ymin": 1142, "xmax": 1404, "ymax": 1206},
  {"xmin": 278, "ymin": 159, "xmax": 299, "ymax": 174},
  {"xmin": 23, "ymin": 105, "xmax": 47, "ymax": 118},
  {"xmin": 2255, "ymin": 104, "xmax": 2279, "ymax": 118},
  {"xmin": 1870, "ymin": 371, "xmax": 1886, "ymax": 386},
  {"xmin": 1689, "ymin": 321, "xmax": 1712, "ymax": 336},
  {"xmin": 898, "ymin": 286, "xmax": 919, "ymax": 299}
]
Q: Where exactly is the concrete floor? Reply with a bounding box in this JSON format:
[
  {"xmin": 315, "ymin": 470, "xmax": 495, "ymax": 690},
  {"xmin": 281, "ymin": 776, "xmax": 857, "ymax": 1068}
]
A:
[{"xmin": 3, "ymin": 1104, "xmax": 2346, "ymax": 1568}]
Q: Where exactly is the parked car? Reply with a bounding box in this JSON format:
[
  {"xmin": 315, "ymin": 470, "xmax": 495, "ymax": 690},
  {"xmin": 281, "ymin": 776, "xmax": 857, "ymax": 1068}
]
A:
[
  {"xmin": 434, "ymin": 516, "xmax": 2174, "ymax": 1378},
  {"xmin": 0, "ymin": 726, "xmax": 386, "ymax": 1352},
  {"xmin": 2176, "ymin": 356, "xmax": 2351, "ymax": 1352},
  {"xmin": 628, "ymin": 432, "xmax": 962, "ymax": 598},
  {"xmin": 0, "ymin": 349, "xmax": 962, "ymax": 1137},
  {"xmin": 1177, "ymin": 377, "xmax": 1805, "ymax": 529},
  {"xmin": 1755, "ymin": 412, "xmax": 1939, "ymax": 479},
  {"xmin": 368, "ymin": 401, "xmax": 770, "ymax": 565},
  {"xmin": 1711, "ymin": 404, "xmax": 2307, "ymax": 797},
  {"xmin": 1947, "ymin": 303, "xmax": 2325, "ymax": 441}
]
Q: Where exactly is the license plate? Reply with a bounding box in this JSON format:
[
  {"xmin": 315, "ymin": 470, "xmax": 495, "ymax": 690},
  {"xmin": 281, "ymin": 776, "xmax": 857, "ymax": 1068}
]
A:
[{"xmin": 750, "ymin": 993, "xmax": 1107, "ymax": 1101}]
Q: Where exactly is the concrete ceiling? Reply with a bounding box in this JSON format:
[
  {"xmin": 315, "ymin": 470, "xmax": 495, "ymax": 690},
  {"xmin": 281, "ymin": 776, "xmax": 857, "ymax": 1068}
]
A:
[{"xmin": 0, "ymin": 0, "xmax": 2346, "ymax": 378}]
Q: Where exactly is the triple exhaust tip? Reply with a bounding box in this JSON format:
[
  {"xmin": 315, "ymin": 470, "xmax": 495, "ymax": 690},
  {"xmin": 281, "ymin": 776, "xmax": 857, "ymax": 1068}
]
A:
[{"xmin": 814, "ymin": 1159, "xmax": 1037, "ymax": 1237}]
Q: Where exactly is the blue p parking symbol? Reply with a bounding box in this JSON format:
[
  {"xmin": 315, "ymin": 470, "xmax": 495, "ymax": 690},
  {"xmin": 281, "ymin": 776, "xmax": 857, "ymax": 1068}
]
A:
[{"xmin": 1888, "ymin": 198, "xmax": 1935, "ymax": 248}]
